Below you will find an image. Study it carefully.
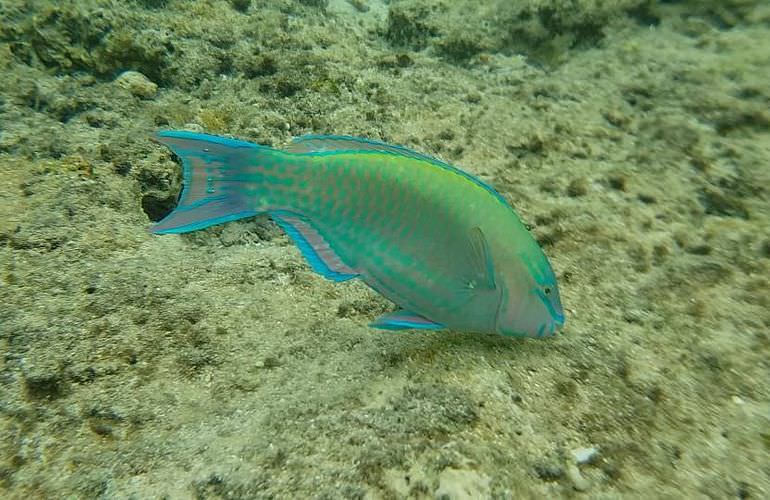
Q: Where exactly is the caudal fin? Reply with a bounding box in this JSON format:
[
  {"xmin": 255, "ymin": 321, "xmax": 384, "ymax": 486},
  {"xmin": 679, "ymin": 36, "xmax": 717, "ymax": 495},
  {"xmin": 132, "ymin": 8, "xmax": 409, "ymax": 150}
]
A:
[{"xmin": 151, "ymin": 131, "xmax": 266, "ymax": 234}]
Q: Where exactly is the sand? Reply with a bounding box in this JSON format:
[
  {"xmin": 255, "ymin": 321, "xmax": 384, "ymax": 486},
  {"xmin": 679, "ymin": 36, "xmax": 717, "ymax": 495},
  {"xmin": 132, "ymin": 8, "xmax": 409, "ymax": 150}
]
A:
[{"xmin": 0, "ymin": 0, "xmax": 768, "ymax": 497}]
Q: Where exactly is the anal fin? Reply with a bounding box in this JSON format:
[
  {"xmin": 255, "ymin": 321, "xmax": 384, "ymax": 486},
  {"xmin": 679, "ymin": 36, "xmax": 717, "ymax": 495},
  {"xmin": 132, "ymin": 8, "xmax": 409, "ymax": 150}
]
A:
[
  {"xmin": 270, "ymin": 210, "xmax": 358, "ymax": 282},
  {"xmin": 370, "ymin": 310, "xmax": 444, "ymax": 331}
]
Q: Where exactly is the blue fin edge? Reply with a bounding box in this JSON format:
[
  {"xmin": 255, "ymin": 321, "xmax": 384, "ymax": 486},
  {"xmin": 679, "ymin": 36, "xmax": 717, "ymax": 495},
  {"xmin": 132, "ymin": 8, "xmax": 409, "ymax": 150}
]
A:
[
  {"xmin": 156, "ymin": 130, "xmax": 265, "ymax": 150},
  {"xmin": 370, "ymin": 311, "xmax": 445, "ymax": 331},
  {"xmin": 153, "ymin": 210, "xmax": 257, "ymax": 234}
]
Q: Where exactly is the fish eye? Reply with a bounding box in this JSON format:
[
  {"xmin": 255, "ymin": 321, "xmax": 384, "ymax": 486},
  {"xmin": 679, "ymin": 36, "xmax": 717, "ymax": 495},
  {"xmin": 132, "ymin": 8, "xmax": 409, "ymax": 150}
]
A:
[{"xmin": 543, "ymin": 285, "xmax": 552, "ymax": 296}]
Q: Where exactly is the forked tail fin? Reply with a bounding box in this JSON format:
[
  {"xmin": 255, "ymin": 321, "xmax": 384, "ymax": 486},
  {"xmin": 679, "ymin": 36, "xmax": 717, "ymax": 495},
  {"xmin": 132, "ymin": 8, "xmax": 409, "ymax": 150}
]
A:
[
  {"xmin": 150, "ymin": 131, "xmax": 267, "ymax": 234},
  {"xmin": 151, "ymin": 130, "xmax": 362, "ymax": 284}
]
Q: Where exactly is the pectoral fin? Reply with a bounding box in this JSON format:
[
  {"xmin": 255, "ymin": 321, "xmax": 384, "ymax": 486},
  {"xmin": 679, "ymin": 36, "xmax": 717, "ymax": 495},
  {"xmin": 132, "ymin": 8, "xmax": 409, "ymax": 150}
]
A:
[{"xmin": 464, "ymin": 226, "xmax": 496, "ymax": 291}]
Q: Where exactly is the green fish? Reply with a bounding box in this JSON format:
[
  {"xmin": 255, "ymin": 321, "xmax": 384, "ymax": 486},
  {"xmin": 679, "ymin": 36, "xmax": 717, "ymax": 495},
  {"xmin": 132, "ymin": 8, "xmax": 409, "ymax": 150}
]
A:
[{"xmin": 151, "ymin": 131, "xmax": 565, "ymax": 337}]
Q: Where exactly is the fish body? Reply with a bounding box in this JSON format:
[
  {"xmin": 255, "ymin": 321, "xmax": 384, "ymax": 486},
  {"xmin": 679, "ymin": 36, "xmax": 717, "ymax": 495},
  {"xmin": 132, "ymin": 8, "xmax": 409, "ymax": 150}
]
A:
[{"xmin": 152, "ymin": 131, "xmax": 564, "ymax": 337}]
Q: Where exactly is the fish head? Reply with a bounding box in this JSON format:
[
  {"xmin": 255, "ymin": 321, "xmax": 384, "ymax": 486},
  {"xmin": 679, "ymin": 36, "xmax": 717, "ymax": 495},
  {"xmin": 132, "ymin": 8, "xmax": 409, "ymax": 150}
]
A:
[{"xmin": 494, "ymin": 248, "xmax": 565, "ymax": 338}]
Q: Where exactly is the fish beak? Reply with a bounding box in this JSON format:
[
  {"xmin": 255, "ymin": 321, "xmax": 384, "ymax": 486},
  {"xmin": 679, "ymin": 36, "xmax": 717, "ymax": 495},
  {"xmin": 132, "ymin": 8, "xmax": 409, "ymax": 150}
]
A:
[{"xmin": 550, "ymin": 316, "xmax": 565, "ymax": 335}]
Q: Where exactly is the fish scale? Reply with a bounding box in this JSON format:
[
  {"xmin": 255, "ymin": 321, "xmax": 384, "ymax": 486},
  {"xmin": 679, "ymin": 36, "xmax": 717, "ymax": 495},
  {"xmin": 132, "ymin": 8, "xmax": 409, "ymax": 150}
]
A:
[
  {"xmin": 151, "ymin": 130, "xmax": 565, "ymax": 337},
  {"xmin": 322, "ymin": 157, "xmax": 460, "ymax": 292}
]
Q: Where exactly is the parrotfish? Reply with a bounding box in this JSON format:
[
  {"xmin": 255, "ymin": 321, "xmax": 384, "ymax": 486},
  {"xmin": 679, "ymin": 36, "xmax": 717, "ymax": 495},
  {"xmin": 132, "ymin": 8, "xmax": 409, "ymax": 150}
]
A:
[{"xmin": 151, "ymin": 130, "xmax": 565, "ymax": 337}]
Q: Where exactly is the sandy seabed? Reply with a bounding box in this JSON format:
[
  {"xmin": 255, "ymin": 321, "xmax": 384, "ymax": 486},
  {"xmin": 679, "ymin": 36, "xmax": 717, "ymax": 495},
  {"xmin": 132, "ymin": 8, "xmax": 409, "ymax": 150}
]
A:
[{"xmin": 0, "ymin": 0, "xmax": 768, "ymax": 498}]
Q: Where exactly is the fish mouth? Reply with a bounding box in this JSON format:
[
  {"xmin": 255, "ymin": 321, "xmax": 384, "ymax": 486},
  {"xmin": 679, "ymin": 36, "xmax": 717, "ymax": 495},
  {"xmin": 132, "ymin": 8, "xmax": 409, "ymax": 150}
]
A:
[
  {"xmin": 536, "ymin": 315, "xmax": 565, "ymax": 337},
  {"xmin": 550, "ymin": 317, "xmax": 565, "ymax": 336},
  {"xmin": 533, "ymin": 286, "xmax": 565, "ymax": 336},
  {"xmin": 552, "ymin": 312, "xmax": 565, "ymax": 331}
]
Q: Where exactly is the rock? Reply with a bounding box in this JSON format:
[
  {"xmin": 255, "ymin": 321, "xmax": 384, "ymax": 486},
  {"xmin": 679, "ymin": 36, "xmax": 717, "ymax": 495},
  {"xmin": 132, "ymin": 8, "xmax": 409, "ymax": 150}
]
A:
[
  {"xmin": 571, "ymin": 446, "xmax": 599, "ymax": 465},
  {"xmin": 115, "ymin": 70, "xmax": 158, "ymax": 99}
]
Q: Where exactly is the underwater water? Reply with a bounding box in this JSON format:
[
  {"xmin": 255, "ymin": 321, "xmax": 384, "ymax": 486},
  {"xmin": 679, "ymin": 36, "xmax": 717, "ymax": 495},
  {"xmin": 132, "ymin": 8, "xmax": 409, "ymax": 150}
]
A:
[{"xmin": 1, "ymin": 0, "xmax": 769, "ymax": 497}]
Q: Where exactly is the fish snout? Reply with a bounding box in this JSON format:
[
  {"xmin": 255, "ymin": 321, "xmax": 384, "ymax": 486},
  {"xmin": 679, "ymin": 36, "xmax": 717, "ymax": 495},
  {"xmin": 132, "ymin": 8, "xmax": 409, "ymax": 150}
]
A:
[{"xmin": 549, "ymin": 315, "xmax": 566, "ymax": 336}]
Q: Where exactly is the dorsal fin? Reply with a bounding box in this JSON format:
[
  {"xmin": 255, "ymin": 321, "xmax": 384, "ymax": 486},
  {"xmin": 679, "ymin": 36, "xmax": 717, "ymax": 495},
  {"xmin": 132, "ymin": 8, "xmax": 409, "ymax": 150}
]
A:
[
  {"xmin": 284, "ymin": 135, "xmax": 511, "ymax": 208},
  {"xmin": 284, "ymin": 135, "xmax": 439, "ymax": 163}
]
